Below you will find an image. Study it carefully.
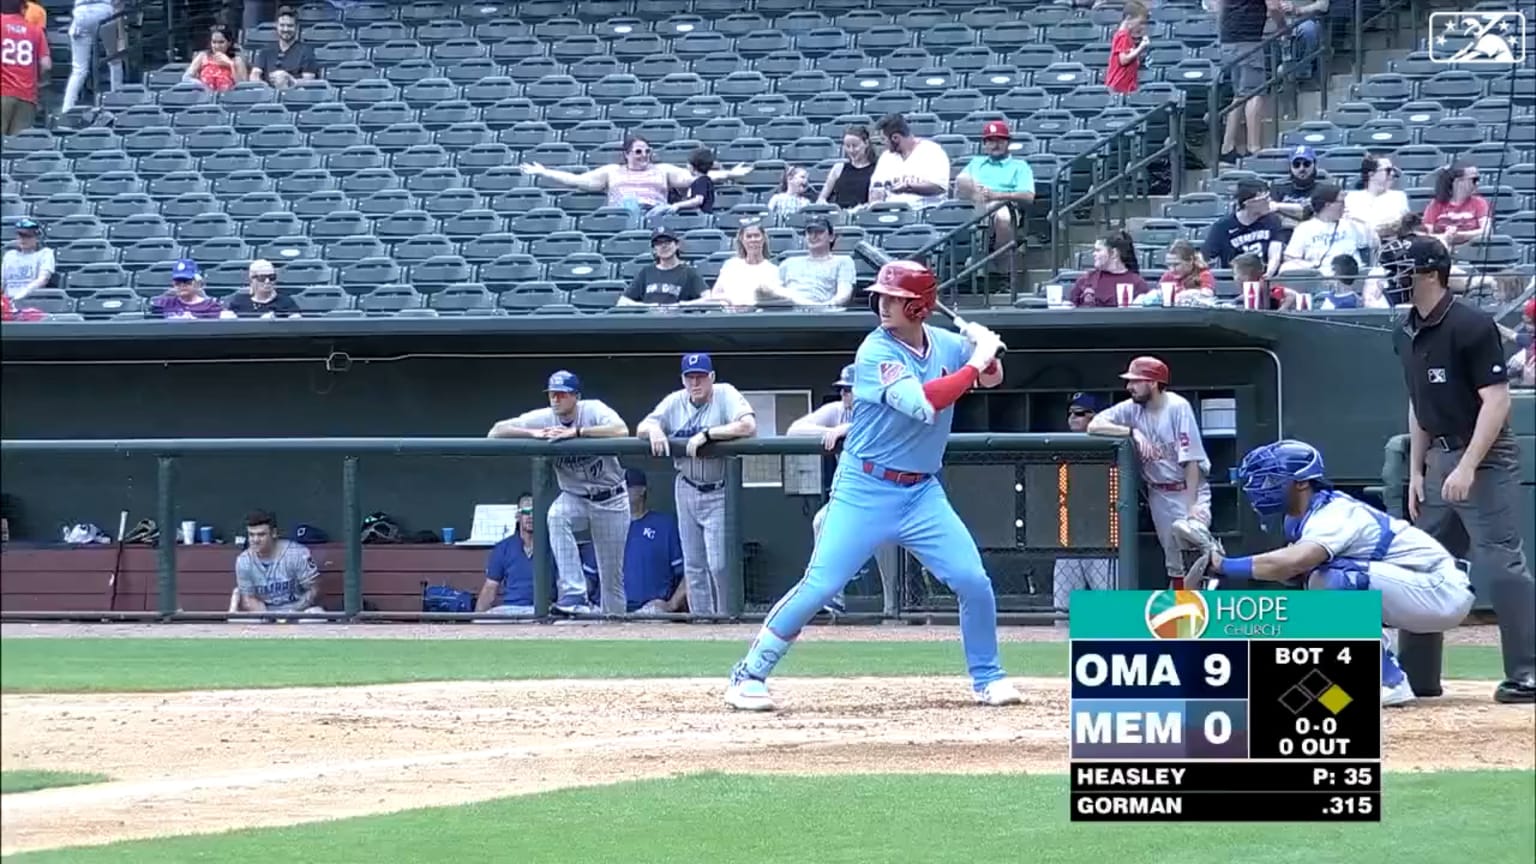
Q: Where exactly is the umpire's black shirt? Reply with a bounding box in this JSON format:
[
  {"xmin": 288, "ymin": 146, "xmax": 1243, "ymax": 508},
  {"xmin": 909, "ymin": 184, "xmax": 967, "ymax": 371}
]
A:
[{"xmin": 1393, "ymin": 290, "xmax": 1509, "ymax": 442}]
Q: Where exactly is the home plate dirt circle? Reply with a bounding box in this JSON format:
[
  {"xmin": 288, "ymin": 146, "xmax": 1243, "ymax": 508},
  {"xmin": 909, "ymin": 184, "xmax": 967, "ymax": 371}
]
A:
[{"xmin": 2, "ymin": 677, "xmax": 1531, "ymax": 855}]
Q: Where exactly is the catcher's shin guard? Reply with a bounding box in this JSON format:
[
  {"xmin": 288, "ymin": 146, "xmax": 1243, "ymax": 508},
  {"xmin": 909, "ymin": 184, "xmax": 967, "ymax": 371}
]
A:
[{"xmin": 1397, "ymin": 630, "xmax": 1446, "ymax": 698}]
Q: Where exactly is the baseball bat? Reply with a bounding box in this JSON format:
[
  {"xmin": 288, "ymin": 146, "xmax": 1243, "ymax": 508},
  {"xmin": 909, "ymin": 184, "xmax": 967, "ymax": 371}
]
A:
[
  {"xmin": 931, "ymin": 300, "xmax": 1008, "ymax": 357},
  {"xmin": 106, "ymin": 510, "xmax": 128, "ymax": 613}
]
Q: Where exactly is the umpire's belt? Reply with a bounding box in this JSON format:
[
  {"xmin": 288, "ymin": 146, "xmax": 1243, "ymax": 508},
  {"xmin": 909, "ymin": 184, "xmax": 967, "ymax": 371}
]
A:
[
  {"xmin": 1430, "ymin": 434, "xmax": 1468, "ymax": 452},
  {"xmin": 861, "ymin": 461, "xmax": 930, "ymax": 486},
  {"xmin": 582, "ymin": 484, "xmax": 627, "ymax": 503},
  {"xmin": 1149, "ymin": 481, "xmax": 1187, "ymax": 492},
  {"xmin": 681, "ymin": 477, "xmax": 726, "ymax": 494}
]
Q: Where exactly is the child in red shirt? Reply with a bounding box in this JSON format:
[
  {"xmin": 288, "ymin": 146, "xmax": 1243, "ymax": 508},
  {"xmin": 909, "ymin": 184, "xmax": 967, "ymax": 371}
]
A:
[{"xmin": 1106, "ymin": 1, "xmax": 1151, "ymax": 95}]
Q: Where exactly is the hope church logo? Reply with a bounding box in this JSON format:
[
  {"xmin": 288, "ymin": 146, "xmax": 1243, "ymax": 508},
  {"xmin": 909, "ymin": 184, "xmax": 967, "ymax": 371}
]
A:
[
  {"xmin": 1144, "ymin": 590, "xmax": 1210, "ymax": 639},
  {"xmin": 1429, "ymin": 12, "xmax": 1526, "ymax": 64}
]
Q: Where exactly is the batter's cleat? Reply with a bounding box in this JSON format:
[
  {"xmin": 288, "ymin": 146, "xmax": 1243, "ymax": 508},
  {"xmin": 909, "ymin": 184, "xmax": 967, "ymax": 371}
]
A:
[
  {"xmin": 1381, "ymin": 678, "xmax": 1416, "ymax": 708},
  {"xmin": 975, "ymin": 679, "xmax": 1023, "ymax": 706},
  {"xmin": 725, "ymin": 674, "xmax": 775, "ymax": 712}
]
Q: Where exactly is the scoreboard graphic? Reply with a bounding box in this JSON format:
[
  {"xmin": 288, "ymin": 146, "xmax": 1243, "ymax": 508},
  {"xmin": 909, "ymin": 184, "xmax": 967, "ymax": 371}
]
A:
[{"xmin": 1069, "ymin": 590, "xmax": 1383, "ymax": 822}]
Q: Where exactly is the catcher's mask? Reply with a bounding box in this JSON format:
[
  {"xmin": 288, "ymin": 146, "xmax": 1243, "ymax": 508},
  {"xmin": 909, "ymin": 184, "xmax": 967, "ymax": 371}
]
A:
[{"xmin": 1235, "ymin": 440, "xmax": 1328, "ymax": 517}]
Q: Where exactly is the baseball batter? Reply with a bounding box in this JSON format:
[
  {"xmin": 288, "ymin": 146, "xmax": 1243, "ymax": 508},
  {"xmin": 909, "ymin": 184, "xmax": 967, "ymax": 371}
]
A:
[
  {"xmin": 1087, "ymin": 356, "xmax": 1212, "ymax": 586},
  {"xmin": 786, "ymin": 363, "xmax": 903, "ymax": 617},
  {"xmin": 488, "ymin": 370, "xmax": 631, "ymax": 615},
  {"xmin": 1053, "ymin": 392, "xmax": 1117, "ymax": 616},
  {"xmin": 636, "ymin": 353, "xmax": 757, "ymax": 616},
  {"xmin": 1184, "ymin": 439, "xmax": 1474, "ymax": 707},
  {"xmin": 725, "ymin": 260, "xmax": 1021, "ymax": 711}
]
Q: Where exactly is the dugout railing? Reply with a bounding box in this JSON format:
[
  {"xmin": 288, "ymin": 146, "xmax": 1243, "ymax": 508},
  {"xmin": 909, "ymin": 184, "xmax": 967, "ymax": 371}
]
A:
[{"xmin": 0, "ymin": 434, "xmax": 1138, "ymax": 624}]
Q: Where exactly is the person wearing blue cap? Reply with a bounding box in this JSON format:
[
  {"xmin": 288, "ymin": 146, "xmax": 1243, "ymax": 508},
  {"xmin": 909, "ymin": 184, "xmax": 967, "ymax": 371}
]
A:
[
  {"xmin": 1052, "ymin": 393, "xmax": 1117, "ymax": 620},
  {"xmin": 787, "ymin": 363, "xmax": 902, "ymax": 618},
  {"xmin": 488, "ymin": 370, "xmax": 633, "ymax": 615},
  {"xmin": 150, "ymin": 259, "xmax": 227, "ymax": 319},
  {"xmin": 637, "ymin": 353, "xmax": 757, "ymax": 616},
  {"xmin": 2, "ymin": 218, "xmax": 55, "ymax": 302},
  {"xmin": 618, "ymin": 468, "xmax": 688, "ymax": 615}
]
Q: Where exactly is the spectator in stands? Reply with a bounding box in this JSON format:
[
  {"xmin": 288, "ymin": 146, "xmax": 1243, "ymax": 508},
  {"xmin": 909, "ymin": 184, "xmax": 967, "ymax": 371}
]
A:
[
  {"xmin": 522, "ymin": 135, "xmax": 749, "ymax": 230},
  {"xmin": 20, "ymin": 0, "xmax": 40, "ymax": 27},
  {"xmin": 476, "ymin": 493, "xmax": 537, "ymax": 617},
  {"xmin": 869, "ymin": 113, "xmax": 952, "ymax": 211},
  {"xmin": 1215, "ymin": 0, "xmax": 1281, "ymax": 164},
  {"xmin": 777, "ymin": 216, "xmax": 857, "ymax": 309},
  {"xmin": 1423, "ymin": 161, "xmax": 1492, "ymax": 251},
  {"xmin": 1280, "ymin": 184, "xmax": 1378, "ymax": 278},
  {"xmin": 1232, "ymin": 251, "xmax": 1306, "ymax": 309},
  {"xmin": 1157, "ymin": 238, "xmax": 1215, "ymax": 302},
  {"xmin": 1071, "ymin": 230, "xmax": 1149, "ymax": 307},
  {"xmin": 954, "ymin": 120, "xmax": 1036, "ymax": 265},
  {"xmin": 1313, "ymin": 254, "xmax": 1367, "ymax": 309},
  {"xmin": 767, "ymin": 166, "xmax": 813, "ymax": 218},
  {"xmin": 2, "ymin": 218, "xmax": 54, "ymax": 301},
  {"xmin": 618, "ymin": 227, "xmax": 707, "ymax": 307},
  {"xmin": 1343, "ymin": 154, "xmax": 1409, "ymax": 239},
  {"xmin": 706, "ymin": 223, "xmax": 783, "ymax": 310},
  {"xmin": 1279, "ymin": 0, "xmax": 1328, "ymax": 89},
  {"xmin": 151, "ymin": 259, "xmax": 229, "ymax": 319},
  {"xmin": 1106, "ymin": 1, "xmax": 1151, "ymax": 95},
  {"xmin": 1202, "ymin": 179, "xmax": 1284, "ymax": 275},
  {"xmin": 249, "ymin": 8, "xmax": 319, "ymax": 89},
  {"xmin": 235, "ymin": 509, "xmax": 324, "ymax": 616},
  {"xmin": 668, "ymin": 147, "xmax": 721, "ymax": 217},
  {"xmin": 619, "ymin": 469, "xmax": 688, "ymax": 615},
  {"xmin": 819, "ymin": 126, "xmax": 876, "ymax": 209},
  {"xmin": 1509, "ymin": 299, "xmax": 1536, "ymax": 387},
  {"xmin": 0, "ymin": 0, "xmax": 49, "ymax": 135},
  {"xmin": 58, "ymin": 0, "xmax": 121, "ymax": 114},
  {"xmin": 225, "ymin": 259, "xmax": 300, "ymax": 317},
  {"xmin": 184, "ymin": 24, "xmax": 248, "ymax": 92},
  {"xmin": 1268, "ymin": 145, "xmax": 1328, "ymax": 241}
]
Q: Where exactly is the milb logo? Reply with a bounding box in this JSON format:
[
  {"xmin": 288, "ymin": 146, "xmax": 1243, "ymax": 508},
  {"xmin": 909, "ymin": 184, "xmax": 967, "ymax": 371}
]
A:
[{"xmin": 1428, "ymin": 11, "xmax": 1527, "ymax": 63}]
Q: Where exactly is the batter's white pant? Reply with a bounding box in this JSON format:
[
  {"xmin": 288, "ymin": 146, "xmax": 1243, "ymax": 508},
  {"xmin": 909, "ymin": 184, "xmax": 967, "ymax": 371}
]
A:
[
  {"xmin": 1053, "ymin": 558, "xmax": 1117, "ymax": 611},
  {"xmin": 1307, "ymin": 561, "xmax": 1475, "ymax": 635},
  {"xmin": 676, "ymin": 476, "xmax": 728, "ymax": 616},
  {"xmin": 548, "ymin": 491, "xmax": 628, "ymax": 615},
  {"xmin": 61, "ymin": 2, "xmax": 125, "ymax": 114},
  {"xmin": 813, "ymin": 503, "xmax": 903, "ymax": 616},
  {"xmin": 1148, "ymin": 483, "xmax": 1212, "ymax": 579}
]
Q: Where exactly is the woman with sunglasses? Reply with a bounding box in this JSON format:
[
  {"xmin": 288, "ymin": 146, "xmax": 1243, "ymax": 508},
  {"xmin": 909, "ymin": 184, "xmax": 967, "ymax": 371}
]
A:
[
  {"xmin": 1423, "ymin": 161, "xmax": 1492, "ymax": 251},
  {"xmin": 1343, "ymin": 154, "xmax": 1410, "ymax": 240},
  {"xmin": 520, "ymin": 135, "xmax": 751, "ymax": 229}
]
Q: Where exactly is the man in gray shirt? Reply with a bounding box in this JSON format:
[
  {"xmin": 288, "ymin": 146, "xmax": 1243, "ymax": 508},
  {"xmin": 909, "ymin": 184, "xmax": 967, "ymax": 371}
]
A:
[
  {"xmin": 637, "ymin": 353, "xmax": 758, "ymax": 616},
  {"xmin": 234, "ymin": 510, "xmax": 324, "ymax": 617},
  {"xmin": 776, "ymin": 217, "xmax": 857, "ymax": 308},
  {"xmin": 488, "ymin": 370, "xmax": 632, "ymax": 615}
]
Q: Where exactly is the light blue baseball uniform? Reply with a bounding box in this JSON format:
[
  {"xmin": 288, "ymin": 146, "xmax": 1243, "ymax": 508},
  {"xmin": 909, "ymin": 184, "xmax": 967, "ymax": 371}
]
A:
[{"xmin": 736, "ymin": 324, "xmax": 1006, "ymax": 690}]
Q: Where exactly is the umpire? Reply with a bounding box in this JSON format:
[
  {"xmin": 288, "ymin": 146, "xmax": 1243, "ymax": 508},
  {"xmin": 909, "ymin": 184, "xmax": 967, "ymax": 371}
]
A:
[{"xmin": 1388, "ymin": 235, "xmax": 1535, "ymax": 704}]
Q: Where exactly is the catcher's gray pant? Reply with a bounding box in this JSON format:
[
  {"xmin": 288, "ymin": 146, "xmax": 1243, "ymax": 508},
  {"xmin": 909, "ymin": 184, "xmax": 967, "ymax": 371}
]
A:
[
  {"xmin": 1148, "ymin": 482, "xmax": 1212, "ymax": 579},
  {"xmin": 676, "ymin": 476, "xmax": 728, "ymax": 616},
  {"xmin": 813, "ymin": 503, "xmax": 902, "ymax": 616},
  {"xmin": 1305, "ymin": 561, "xmax": 1474, "ymax": 634},
  {"xmin": 1053, "ymin": 558, "xmax": 1118, "ymax": 611},
  {"xmin": 548, "ymin": 491, "xmax": 628, "ymax": 615}
]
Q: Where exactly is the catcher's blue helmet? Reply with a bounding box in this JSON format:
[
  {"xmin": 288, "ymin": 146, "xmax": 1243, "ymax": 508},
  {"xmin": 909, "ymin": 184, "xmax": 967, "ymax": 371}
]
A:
[{"xmin": 1235, "ymin": 439, "xmax": 1327, "ymax": 516}]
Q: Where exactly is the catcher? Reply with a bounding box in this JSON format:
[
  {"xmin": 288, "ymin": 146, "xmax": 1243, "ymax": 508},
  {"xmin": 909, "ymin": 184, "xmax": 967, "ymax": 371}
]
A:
[{"xmin": 1176, "ymin": 439, "xmax": 1473, "ymax": 708}]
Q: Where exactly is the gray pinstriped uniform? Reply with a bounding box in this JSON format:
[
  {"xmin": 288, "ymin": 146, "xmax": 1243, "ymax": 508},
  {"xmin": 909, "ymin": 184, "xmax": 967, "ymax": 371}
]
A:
[
  {"xmin": 798, "ymin": 401, "xmax": 904, "ymax": 616},
  {"xmin": 643, "ymin": 384, "xmax": 754, "ymax": 616},
  {"xmin": 1099, "ymin": 392, "xmax": 1212, "ymax": 579},
  {"xmin": 508, "ymin": 401, "xmax": 629, "ymax": 614}
]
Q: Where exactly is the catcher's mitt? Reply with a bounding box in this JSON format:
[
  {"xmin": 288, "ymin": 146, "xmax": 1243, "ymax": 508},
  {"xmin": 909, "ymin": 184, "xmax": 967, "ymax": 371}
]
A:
[{"xmin": 1183, "ymin": 549, "xmax": 1222, "ymax": 590}]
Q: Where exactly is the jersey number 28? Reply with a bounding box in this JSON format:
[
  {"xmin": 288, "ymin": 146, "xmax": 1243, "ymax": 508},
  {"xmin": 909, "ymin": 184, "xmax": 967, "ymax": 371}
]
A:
[{"xmin": 2, "ymin": 38, "xmax": 36, "ymax": 67}]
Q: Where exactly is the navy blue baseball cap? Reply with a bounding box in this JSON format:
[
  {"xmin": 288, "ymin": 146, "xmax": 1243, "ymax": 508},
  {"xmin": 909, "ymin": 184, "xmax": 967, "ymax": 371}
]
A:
[
  {"xmin": 624, "ymin": 467, "xmax": 647, "ymax": 488},
  {"xmin": 171, "ymin": 258, "xmax": 200, "ymax": 281},
  {"xmin": 546, "ymin": 370, "xmax": 581, "ymax": 393},
  {"xmin": 681, "ymin": 353, "xmax": 713, "ymax": 374},
  {"xmin": 1069, "ymin": 392, "xmax": 1102, "ymax": 412},
  {"xmin": 834, "ymin": 364, "xmax": 855, "ymax": 388},
  {"xmin": 1290, "ymin": 145, "xmax": 1316, "ymax": 163}
]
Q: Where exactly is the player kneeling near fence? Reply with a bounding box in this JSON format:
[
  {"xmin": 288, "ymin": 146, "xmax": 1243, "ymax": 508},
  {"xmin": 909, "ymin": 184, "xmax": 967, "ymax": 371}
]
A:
[{"xmin": 233, "ymin": 510, "xmax": 326, "ymax": 619}]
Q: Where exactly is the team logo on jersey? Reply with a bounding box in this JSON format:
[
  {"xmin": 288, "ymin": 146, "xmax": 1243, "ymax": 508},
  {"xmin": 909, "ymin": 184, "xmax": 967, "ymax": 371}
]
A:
[
  {"xmin": 878, "ymin": 361, "xmax": 909, "ymax": 386},
  {"xmin": 1145, "ymin": 589, "xmax": 1210, "ymax": 639},
  {"xmin": 1427, "ymin": 368, "xmax": 1447, "ymax": 383}
]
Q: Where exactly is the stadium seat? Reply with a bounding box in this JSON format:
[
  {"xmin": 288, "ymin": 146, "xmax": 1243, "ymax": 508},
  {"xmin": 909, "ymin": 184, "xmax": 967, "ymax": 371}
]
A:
[
  {"xmin": 359, "ymin": 284, "xmax": 425, "ymax": 313},
  {"xmin": 294, "ymin": 285, "xmax": 352, "ymax": 314},
  {"xmin": 326, "ymin": 235, "xmax": 389, "ymax": 264}
]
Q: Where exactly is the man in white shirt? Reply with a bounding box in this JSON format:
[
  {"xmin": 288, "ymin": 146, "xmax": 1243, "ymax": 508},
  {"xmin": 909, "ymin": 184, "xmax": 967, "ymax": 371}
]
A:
[
  {"xmin": 1281, "ymin": 184, "xmax": 1378, "ymax": 278},
  {"xmin": 868, "ymin": 113, "xmax": 952, "ymax": 211},
  {"xmin": 777, "ymin": 217, "xmax": 857, "ymax": 308},
  {"xmin": 1, "ymin": 219, "xmax": 55, "ymax": 301}
]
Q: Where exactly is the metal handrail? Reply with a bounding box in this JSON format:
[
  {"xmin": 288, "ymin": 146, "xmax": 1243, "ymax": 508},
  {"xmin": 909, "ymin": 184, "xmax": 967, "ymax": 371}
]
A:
[
  {"xmin": 86, "ymin": 2, "xmax": 142, "ymax": 112},
  {"xmin": 1207, "ymin": 14, "xmax": 1331, "ymax": 168},
  {"xmin": 0, "ymin": 434, "xmax": 1139, "ymax": 623}
]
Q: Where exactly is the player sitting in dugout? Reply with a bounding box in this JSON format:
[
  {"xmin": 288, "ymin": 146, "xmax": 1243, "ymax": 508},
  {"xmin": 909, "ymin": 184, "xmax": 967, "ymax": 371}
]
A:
[{"xmin": 1175, "ymin": 439, "xmax": 1474, "ymax": 707}]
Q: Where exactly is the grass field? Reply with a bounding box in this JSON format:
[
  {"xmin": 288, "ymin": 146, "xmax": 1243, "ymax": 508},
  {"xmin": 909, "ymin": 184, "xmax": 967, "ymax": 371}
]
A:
[
  {"xmin": 1, "ymin": 770, "xmax": 110, "ymax": 795},
  {"xmin": 2, "ymin": 634, "xmax": 1530, "ymax": 864}
]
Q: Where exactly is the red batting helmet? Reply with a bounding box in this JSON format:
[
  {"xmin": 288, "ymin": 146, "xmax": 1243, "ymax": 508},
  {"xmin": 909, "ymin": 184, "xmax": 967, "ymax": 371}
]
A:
[
  {"xmin": 1119, "ymin": 356, "xmax": 1170, "ymax": 384},
  {"xmin": 868, "ymin": 260, "xmax": 937, "ymax": 321}
]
